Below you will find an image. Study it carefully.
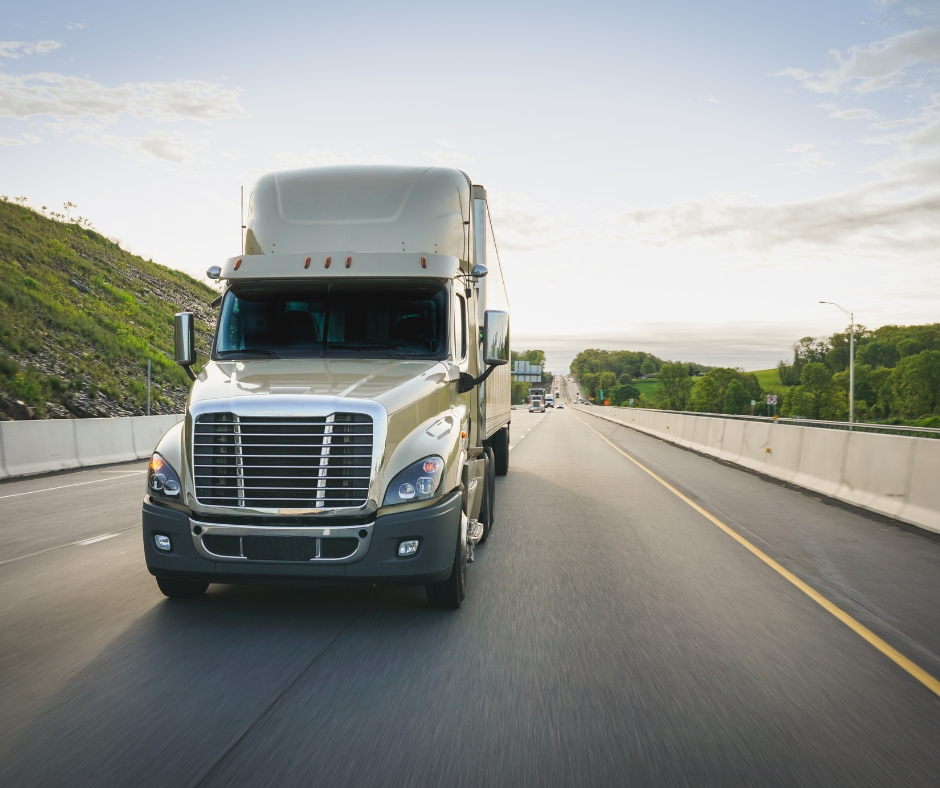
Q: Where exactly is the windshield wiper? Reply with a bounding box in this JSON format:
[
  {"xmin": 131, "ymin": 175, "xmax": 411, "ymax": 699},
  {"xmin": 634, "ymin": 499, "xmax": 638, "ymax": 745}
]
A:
[{"xmin": 216, "ymin": 349, "xmax": 282, "ymax": 358}]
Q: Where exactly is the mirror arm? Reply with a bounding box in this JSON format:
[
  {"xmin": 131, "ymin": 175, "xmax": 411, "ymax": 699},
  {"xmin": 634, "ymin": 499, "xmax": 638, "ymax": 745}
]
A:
[
  {"xmin": 182, "ymin": 365, "xmax": 197, "ymax": 382},
  {"xmin": 457, "ymin": 361, "xmax": 502, "ymax": 394}
]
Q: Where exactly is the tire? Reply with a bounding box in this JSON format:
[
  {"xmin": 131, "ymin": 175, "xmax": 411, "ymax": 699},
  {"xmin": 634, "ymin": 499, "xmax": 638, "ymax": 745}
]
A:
[
  {"xmin": 156, "ymin": 576, "xmax": 209, "ymax": 599},
  {"xmin": 477, "ymin": 447, "xmax": 496, "ymax": 543},
  {"xmin": 493, "ymin": 426, "xmax": 509, "ymax": 476},
  {"xmin": 426, "ymin": 519, "xmax": 468, "ymax": 609}
]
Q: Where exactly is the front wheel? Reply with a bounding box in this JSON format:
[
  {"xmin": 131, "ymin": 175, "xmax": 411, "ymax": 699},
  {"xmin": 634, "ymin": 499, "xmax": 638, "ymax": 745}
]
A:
[
  {"xmin": 156, "ymin": 576, "xmax": 209, "ymax": 599},
  {"xmin": 426, "ymin": 519, "xmax": 468, "ymax": 609}
]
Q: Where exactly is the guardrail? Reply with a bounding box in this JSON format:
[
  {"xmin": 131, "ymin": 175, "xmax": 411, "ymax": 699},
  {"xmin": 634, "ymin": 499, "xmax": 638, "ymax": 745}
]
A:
[
  {"xmin": 578, "ymin": 403, "xmax": 940, "ymax": 439},
  {"xmin": 573, "ymin": 403, "xmax": 940, "ymax": 536},
  {"xmin": 0, "ymin": 414, "xmax": 183, "ymax": 480}
]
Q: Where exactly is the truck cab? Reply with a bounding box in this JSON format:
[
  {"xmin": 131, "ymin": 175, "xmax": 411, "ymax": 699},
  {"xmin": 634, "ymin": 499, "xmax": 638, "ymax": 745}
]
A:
[{"xmin": 142, "ymin": 166, "xmax": 510, "ymax": 608}]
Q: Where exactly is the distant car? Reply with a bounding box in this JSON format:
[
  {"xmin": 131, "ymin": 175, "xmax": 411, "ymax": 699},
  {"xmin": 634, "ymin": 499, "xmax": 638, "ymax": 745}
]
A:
[{"xmin": 557, "ymin": 403, "xmax": 565, "ymax": 409}]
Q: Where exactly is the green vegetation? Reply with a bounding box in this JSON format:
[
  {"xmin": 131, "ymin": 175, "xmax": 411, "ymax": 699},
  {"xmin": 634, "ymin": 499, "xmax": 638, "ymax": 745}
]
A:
[
  {"xmin": 570, "ymin": 349, "xmax": 712, "ymax": 406},
  {"xmin": 0, "ymin": 198, "xmax": 217, "ymax": 419},
  {"xmin": 570, "ymin": 325, "xmax": 940, "ymax": 426},
  {"xmin": 751, "ymin": 367, "xmax": 790, "ymax": 391},
  {"xmin": 778, "ymin": 327, "xmax": 940, "ymax": 425}
]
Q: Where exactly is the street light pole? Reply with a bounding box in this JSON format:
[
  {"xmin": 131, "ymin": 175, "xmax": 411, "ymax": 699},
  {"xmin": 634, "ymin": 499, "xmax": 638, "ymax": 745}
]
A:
[{"xmin": 820, "ymin": 301, "xmax": 854, "ymax": 426}]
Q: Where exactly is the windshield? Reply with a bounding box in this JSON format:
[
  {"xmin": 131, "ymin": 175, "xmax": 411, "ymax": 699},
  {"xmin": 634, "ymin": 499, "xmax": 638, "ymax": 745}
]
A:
[{"xmin": 214, "ymin": 280, "xmax": 447, "ymax": 360}]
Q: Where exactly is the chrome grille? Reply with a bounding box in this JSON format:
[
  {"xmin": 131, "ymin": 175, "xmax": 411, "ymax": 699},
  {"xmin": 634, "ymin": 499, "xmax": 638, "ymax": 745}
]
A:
[{"xmin": 193, "ymin": 412, "xmax": 373, "ymax": 509}]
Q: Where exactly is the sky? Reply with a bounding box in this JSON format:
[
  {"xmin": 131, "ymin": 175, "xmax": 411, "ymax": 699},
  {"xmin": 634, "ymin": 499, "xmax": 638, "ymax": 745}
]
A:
[{"xmin": 2, "ymin": 0, "xmax": 939, "ymax": 373}]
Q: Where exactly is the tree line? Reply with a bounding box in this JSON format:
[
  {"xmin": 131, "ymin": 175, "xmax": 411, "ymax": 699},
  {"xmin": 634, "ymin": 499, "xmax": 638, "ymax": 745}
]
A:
[
  {"xmin": 570, "ymin": 349, "xmax": 714, "ymax": 409},
  {"xmin": 777, "ymin": 325, "xmax": 940, "ymax": 425},
  {"xmin": 569, "ymin": 323, "xmax": 940, "ymax": 427}
]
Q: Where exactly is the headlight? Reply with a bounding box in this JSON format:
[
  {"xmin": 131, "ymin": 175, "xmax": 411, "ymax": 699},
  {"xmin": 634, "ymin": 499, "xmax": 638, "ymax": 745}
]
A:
[
  {"xmin": 383, "ymin": 456, "xmax": 445, "ymax": 506},
  {"xmin": 148, "ymin": 453, "xmax": 182, "ymax": 500}
]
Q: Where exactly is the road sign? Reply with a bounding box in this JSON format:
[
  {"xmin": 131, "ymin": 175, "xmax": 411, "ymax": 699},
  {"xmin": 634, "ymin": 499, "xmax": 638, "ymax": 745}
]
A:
[
  {"xmin": 629, "ymin": 398, "xmax": 635, "ymax": 406},
  {"xmin": 766, "ymin": 394, "xmax": 778, "ymax": 405}
]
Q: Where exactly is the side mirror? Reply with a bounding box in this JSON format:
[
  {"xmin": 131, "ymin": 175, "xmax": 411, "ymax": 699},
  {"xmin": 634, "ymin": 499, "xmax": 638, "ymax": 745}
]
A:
[
  {"xmin": 483, "ymin": 310, "xmax": 509, "ymax": 366},
  {"xmin": 174, "ymin": 312, "xmax": 197, "ymax": 381},
  {"xmin": 470, "ymin": 263, "xmax": 488, "ymax": 278}
]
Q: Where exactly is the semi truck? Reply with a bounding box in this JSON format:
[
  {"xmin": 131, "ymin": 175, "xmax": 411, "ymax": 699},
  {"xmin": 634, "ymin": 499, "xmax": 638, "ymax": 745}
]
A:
[{"xmin": 142, "ymin": 165, "xmax": 511, "ymax": 609}]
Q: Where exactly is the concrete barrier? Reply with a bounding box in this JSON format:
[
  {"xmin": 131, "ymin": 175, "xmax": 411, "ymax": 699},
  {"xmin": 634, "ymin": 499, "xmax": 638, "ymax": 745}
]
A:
[
  {"xmin": 74, "ymin": 417, "xmax": 137, "ymax": 468},
  {"xmin": 792, "ymin": 428, "xmax": 847, "ymax": 498},
  {"xmin": 839, "ymin": 431, "xmax": 913, "ymax": 520},
  {"xmin": 761, "ymin": 422, "xmax": 804, "ymax": 483},
  {"xmin": 0, "ymin": 414, "xmax": 183, "ymax": 480},
  {"xmin": 717, "ymin": 418, "xmax": 745, "ymax": 464},
  {"xmin": 901, "ymin": 439, "xmax": 940, "ymax": 534},
  {"xmin": 0, "ymin": 419, "xmax": 80, "ymax": 478},
  {"xmin": 573, "ymin": 404, "xmax": 940, "ymax": 536}
]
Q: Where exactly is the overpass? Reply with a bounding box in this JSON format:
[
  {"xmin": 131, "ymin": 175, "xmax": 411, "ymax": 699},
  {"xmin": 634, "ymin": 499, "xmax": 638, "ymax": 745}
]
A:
[{"xmin": 2, "ymin": 390, "xmax": 940, "ymax": 785}]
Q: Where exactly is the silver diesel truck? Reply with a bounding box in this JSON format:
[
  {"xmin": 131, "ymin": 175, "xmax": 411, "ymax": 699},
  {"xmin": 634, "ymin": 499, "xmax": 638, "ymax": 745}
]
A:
[{"xmin": 142, "ymin": 166, "xmax": 510, "ymax": 608}]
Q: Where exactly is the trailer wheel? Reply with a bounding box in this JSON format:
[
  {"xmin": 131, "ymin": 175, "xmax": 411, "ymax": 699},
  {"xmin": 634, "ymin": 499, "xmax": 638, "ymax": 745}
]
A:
[
  {"xmin": 478, "ymin": 447, "xmax": 496, "ymax": 543},
  {"xmin": 493, "ymin": 426, "xmax": 509, "ymax": 476},
  {"xmin": 426, "ymin": 518, "xmax": 468, "ymax": 609},
  {"xmin": 156, "ymin": 576, "xmax": 209, "ymax": 599}
]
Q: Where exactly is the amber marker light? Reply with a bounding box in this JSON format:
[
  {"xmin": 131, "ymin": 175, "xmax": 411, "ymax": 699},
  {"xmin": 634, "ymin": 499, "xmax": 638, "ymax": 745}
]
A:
[
  {"xmin": 421, "ymin": 256, "xmax": 427, "ymax": 268},
  {"xmin": 346, "ymin": 256, "xmax": 352, "ymax": 268},
  {"xmin": 149, "ymin": 456, "xmax": 164, "ymax": 473},
  {"xmin": 304, "ymin": 256, "xmax": 311, "ymax": 269},
  {"xmin": 233, "ymin": 258, "xmax": 242, "ymax": 270},
  {"xmin": 324, "ymin": 256, "xmax": 331, "ymax": 268}
]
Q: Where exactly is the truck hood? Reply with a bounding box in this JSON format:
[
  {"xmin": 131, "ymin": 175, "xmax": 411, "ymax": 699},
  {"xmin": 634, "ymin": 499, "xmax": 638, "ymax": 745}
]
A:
[{"xmin": 190, "ymin": 358, "xmax": 450, "ymax": 415}]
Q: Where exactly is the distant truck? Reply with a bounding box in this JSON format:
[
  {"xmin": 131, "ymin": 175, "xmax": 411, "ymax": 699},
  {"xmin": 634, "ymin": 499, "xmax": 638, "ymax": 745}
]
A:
[{"xmin": 142, "ymin": 166, "xmax": 511, "ymax": 609}]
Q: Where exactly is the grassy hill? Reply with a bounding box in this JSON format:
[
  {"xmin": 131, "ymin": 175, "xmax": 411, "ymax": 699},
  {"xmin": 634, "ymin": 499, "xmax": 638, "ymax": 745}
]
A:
[
  {"xmin": 750, "ymin": 367, "xmax": 790, "ymax": 391},
  {"xmin": 0, "ymin": 199, "xmax": 217, "ymax": 419}
]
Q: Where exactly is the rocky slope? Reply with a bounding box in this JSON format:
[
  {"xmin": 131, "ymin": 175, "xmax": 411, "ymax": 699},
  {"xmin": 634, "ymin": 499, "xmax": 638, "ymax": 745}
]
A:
[{"xmin": 0, "ymin": 199, "xmax": 217, "ymax": 419}]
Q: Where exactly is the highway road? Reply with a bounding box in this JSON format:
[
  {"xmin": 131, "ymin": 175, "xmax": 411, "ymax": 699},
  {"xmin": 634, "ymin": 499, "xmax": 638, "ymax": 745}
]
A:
[{"xmin": 3, "ymin": 383, "xmax": 940, "ymax": 786}]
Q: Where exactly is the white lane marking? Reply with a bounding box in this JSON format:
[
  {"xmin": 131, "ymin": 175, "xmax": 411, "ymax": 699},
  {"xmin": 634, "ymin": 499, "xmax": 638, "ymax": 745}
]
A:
[
  {"xmin": 0, "ymin": 472, "xmax": 143, "ymax": 501},
  {"xmin": 0, "ymin": 523, "xmax": 139, "ymax": 568},
  {"xmin": 102, "ymin": 469, "xmax": 146, "ymax": 474},
  {"xmin": 76, "ymin": 533, "xmax": 120, "ymax": 546}
]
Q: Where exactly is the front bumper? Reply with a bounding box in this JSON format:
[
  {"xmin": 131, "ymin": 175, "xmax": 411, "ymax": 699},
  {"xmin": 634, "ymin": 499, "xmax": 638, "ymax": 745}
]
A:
[{"xmin": 142, "ymin": 491, "xmax": 461, "ymax": 585}]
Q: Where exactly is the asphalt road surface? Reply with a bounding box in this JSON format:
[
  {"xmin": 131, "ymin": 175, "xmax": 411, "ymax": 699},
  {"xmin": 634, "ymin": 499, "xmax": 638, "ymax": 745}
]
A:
[{"xmin": 2, "ymin": 395, "xmax": 940, "ymax": 786}]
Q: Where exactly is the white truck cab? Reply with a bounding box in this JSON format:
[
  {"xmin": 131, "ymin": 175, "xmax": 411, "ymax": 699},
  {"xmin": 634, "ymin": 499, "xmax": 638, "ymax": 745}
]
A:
[{"xmin": 142, "ymin": 166, "xmax": 511, "ymax": 609}]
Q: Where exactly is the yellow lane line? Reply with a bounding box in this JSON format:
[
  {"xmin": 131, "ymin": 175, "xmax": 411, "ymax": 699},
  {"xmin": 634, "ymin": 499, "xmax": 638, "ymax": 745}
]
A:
[{"xmin": 574, "ymin": 413, "xmax": 940, "ymax": 700}]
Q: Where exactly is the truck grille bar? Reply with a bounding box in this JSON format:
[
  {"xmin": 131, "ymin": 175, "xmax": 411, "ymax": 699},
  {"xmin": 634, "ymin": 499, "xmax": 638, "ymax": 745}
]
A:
[{"xmin": 193, "ymin": 412, "xmax": 373, "ymax": 509}]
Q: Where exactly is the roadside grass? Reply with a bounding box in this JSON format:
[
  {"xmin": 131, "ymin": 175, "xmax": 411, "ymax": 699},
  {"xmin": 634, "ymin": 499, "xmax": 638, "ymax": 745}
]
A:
[
  {"xmin": 633, "ymin": 379, "xmax": 664, "ymax": 402},
  {"xmin": 750, "ymin": 367, "xmax": 790, "ymax": 390},
  {"xmin": 0, "ymin": 199, "xmax": 218, "ymax": 417}
]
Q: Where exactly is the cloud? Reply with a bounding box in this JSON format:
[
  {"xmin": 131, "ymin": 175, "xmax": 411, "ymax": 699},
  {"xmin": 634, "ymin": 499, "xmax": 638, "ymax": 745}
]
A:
[
  {"xmin": 778, "ymin": 142, "xmax": 836, "ymax": 171},
  {"xmin": 0, "ymin": 40, "xmax": 62, "ymax": 59},
  {"xmin": 487, "ymin": 191, "xmax": 595, "ymax": 252},
  {"xmin": 66, "ymin": 23, "xmax": 88, "ymax": 30},
  {"xmin": 272, "ymin": 148, "xmax": 399, "ymax": 167},
  {"xmin": 0, "ymin": 135, "xmax": 27, "ymax": 146},
  {"xmin": 829, "ymin": 107, "xmax": 876, "ymax": 119},
  {"xmin": 0, "ymin": 72, "xmax": 249, "ymax": 122},
  {"xmin": 774, "ymin": 27, "xmax": 940, "ymax": 93},
  {"xmin": 698, "ymin": 94, "xmax": 721, "ymax": 104},
  {"xmin": 49, "ymin": 120, "xmax": 204, "ymax": 162},
  {"xmin": 434, "ymin": 138, "xmax": 456, "ymax": 148},
  {"xmin": 905, "ymin": 7, "xmax": 926, "ymax": 17},
  {"xmin": 422, "ymin": 149, "xmax": 474, "ymax": 165},
  {"xmin": 616, "ymin": 177, "xmax": 940, "ymax": 255}
]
